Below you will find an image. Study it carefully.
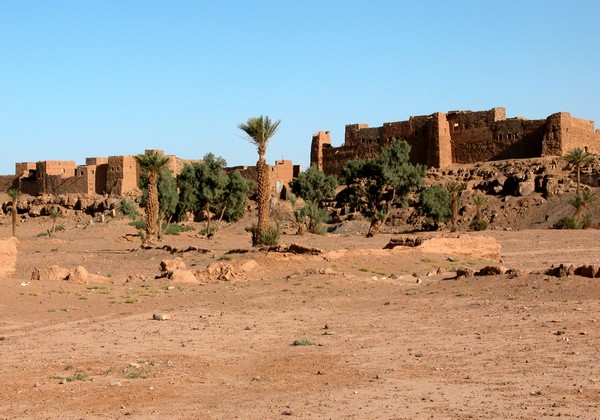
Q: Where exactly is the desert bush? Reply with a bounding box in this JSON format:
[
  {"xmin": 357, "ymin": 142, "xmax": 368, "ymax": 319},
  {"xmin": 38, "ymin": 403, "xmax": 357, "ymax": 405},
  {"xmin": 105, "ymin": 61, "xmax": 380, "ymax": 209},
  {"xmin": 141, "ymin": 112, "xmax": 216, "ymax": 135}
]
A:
[
  {"xmin": 120, "ymin": 198, "xmax": 139, "ymax": 220},
  {"xmin": 164, "ymin": 224, "xmax": 195, "ymax": 236},
  {"xmin": 248, "ymin": 224, "xmax": 281, "ymax": 246},
  {"xmin": 128, "ymin": 220, "xmax": 146, "ymax": 229},
  {"xmin": 469, "ymin": 218, "xmax": 488, "ymax": 231},
  {"xmin": 289, "ymin": 165, "xmax": 337, "ymax": 234},
  {"xmin": 419, "ymin": 184, "xmax": 451, "ymax": 228},
  {"xmin": 553, "ymin": 215, "xmax": 591, "ymax": 230}
]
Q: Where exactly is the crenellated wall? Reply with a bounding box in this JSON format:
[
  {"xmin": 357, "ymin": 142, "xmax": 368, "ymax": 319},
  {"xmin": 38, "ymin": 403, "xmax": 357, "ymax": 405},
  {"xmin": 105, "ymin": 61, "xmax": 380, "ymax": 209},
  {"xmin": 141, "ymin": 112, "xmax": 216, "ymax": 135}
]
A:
[{"xmin": 311, "ymin": 107, "xmax": 600, "ymax": 174}]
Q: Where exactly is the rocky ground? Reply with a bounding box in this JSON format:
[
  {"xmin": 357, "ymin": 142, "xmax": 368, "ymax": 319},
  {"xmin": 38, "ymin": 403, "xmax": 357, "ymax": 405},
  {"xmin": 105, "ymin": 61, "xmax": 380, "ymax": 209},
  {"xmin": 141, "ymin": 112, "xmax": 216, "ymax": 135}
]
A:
[
  {"xmin": 1, "ymin": 157, "xmax": 600, "ymax": 419},
  {"xmin": 1, "ymin": 203, "xmax": 600, "ymax": 418}
]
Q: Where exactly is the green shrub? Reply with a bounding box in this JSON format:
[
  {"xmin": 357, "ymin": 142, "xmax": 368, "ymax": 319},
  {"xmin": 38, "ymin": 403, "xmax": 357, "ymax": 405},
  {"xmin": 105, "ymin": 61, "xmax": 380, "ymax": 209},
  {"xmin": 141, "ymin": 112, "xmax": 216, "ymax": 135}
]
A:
[
  {"xmin": 55, "ymin": 224, "xmax": 65, "ymax": 232},
  {"xmin": 120, "ymin": 199, "xmax": 139, "ymax": 220},
  {"xmin": 199, "ymin": 225, "xmax": 218, "ymax": 236},
  {"xmin": 164, "ymin": 224, "xmax": 195, "ymax": 235},
  {"xmin": 419, "ymin": 184, "xmax": 451, "ymax": 228},
  {"xmin": 469, "ymin": 218, "xmax": 488, "ymax": 231},
  {"xmin": 128, "ymin": 220, "xmax": 145, "ymax": 229},
  {"xmin": 554, "ymin": 216, "xmax": 583, "ymax": 229},
  {"xmin": 292, "ymin": 338, "xmax": 315, "ymax": 346},
  {"xmin": 248, "ymin": 224, "xmax": 281, "ymax": 246}
]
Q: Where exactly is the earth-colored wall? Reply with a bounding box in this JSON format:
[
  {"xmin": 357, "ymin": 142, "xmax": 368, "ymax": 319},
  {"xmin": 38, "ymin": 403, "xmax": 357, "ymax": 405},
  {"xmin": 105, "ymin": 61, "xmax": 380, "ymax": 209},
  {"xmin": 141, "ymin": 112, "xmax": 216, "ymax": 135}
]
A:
[
  {"xmin": 106, "ymin": 156, "xmax": 139, "ymax": 196},
  {"xmin": 312, "ymin": 107, "xmax": 599, "ymax": 175}
]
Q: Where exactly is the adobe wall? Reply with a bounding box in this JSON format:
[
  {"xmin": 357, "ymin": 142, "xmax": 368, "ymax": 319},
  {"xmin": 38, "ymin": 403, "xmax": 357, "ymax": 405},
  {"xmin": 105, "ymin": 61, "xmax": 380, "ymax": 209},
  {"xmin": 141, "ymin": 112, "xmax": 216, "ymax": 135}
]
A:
[
  {"xmin": 310, "ymin": 131, "xmax": 331, "ymax": 171},
  {"xmin": 313, "ymin": 107, "xmax": 599, "ymax": 174},
  {"xmin": 106, "ymin": 156, "xmax": 139, "ymax": 196},
  {"xmin": 15, "ymin": 162, "xmax": 36, "ymax": 177},
  {"xmin": 451, "ymin": 118, "xmax": 547, "ymax": 164},
  {"xmin": 41, "ymin": 174, "xmax": 89, "ymax": 195},
  {"xmin": 36, "ymin": 161, "xmax": 76, "ymax": 178},
  {"xmin": 270, "ymin": 160, "xmax": 295, "ymax": 196},
  {"xmin": 0, "ymin": 176, "xmax": 17, "ymax": 193}
]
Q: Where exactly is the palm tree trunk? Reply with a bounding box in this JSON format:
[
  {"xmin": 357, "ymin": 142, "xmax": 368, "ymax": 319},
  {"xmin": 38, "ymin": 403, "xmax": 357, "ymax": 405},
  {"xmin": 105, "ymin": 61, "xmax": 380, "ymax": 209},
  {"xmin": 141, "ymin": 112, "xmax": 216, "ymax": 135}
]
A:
[
  {"xmin": 11, "ymin": 206, "xmax": 17, "ymax": 237},
  {"xmin": 451, "ymin": 196, "xmax": 458, "ymax": 226},
  {"xmin": 205, "ymin": 203, "xmax": 212, "ymax": 237},
  {"xmin": 576, "ymin": 166, "xmax": 581, "ymax": 195},
  {"xmin": 146, "ymin": 172, "xmax": 159, "ymax": 243},
  {"xmin": 256, "ymin": 158, "xmax": 271, "ymax": 242}
]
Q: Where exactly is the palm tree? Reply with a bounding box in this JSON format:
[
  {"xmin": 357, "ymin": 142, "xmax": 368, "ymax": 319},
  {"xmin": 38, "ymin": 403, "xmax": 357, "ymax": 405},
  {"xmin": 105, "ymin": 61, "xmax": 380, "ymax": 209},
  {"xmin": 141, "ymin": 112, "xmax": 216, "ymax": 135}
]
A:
[
  {"xmin": 135, "ymin": 151, "xmax": 170, "ymax": 244},
  {"xmin": 472, "ymin": 194, "xmax": 487, "ymax": 221},
  {"xmin": 569, "ymin": 188, "xmax": 597, "ymax": 221},
  {"xmin": 446, "ymin": 181, "xmax": 464, "ymax": 227},
  {"xmin": 564, "ymin": 148, "xmax": 596, "ymax": 195},
  {"xmin": 7, "ymin": 189, "xmax": 21, "ymax": 237},
  {"xmin": 49, "ymin": 207, "xmax": 61, "ymax": 235},
  {"xmin": 238, "ymin": 115, "xmax": 281, "ymax": 246}
]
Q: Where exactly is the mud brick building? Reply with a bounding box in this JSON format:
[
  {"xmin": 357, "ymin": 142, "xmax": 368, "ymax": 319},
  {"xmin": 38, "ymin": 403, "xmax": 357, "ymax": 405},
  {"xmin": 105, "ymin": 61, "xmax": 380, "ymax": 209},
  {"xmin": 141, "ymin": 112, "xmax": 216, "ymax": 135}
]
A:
[
  {"xmin": 311, "ymin": 107, "xmax": 600, "ymax": 175},
  {"xmin": 4, "ymin": 151, "xmax": 299, "ymax": 198}
]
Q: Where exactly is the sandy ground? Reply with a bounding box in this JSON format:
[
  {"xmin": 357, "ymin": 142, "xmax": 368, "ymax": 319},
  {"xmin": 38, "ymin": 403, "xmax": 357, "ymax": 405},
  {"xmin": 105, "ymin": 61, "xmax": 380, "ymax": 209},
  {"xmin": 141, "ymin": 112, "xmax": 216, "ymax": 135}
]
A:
[{"xmin": 2, "ymin": 214, "xmax": 600, "ymax": 419}]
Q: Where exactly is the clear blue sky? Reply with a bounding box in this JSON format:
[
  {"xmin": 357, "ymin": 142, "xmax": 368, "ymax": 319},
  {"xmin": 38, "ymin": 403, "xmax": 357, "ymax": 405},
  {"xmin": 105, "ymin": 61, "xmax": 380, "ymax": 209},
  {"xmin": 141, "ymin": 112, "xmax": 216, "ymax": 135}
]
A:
[{"xmin": 1, "ymin": 0, "xmax": 598, "ymax": 175}]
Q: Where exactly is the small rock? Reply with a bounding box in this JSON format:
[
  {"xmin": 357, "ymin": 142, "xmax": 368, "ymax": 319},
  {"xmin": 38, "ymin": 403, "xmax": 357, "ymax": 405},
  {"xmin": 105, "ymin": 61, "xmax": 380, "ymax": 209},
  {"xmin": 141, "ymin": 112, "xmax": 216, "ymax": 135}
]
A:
[
  {"xmin": 111, "ymin": 381, "xmax": 122, "ymax": 387},
  {"xmin": 455, "ymin": 267, "xmax": 475, "ymax": 278},
  {"xmin": 153, "ymin": 313, "xmax": 171, "ymax": 321}
]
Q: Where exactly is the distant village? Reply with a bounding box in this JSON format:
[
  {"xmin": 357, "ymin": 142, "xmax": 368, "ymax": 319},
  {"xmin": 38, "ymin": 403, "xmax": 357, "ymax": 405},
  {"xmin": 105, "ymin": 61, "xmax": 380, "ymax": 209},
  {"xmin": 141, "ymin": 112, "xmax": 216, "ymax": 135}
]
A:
[{"xmin": 2, "ymin": 107, "xmax": 598, "ymax": 198}]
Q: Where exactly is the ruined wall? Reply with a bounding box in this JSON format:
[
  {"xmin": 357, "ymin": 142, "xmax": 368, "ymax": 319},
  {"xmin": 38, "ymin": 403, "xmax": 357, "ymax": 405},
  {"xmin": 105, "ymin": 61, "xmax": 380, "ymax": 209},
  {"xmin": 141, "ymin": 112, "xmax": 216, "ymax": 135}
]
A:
[
  {"xmin": 15, "ymin": 162, "xmax": 36, "ymax": 177},
  {"xmin": 451, "ymin": 117, "xmax": 546, "ymax": 164},
  {"xmin": 427, "ymin": 113, "xmax": 452, "ymax": 168},
  {"xmin": 36, "ymin": 161, "xmax": 76, "ymax": 178},
  {"xmin": 270, "ymin": 160, "xmax": 295, "ymax": 196},
  {"xmin": 314, "ymin": 107, "xmax": 598, "ymax": 174},
  {"xmin": 41, "ymin": 174, "xmax": 89, "ymax": 195},
  {"xmin": 0, "ymin": 176, "xmax": 17, "ymax": 193},
  {"xmin": 562, "ymin": 115, "xmax": 599, "ymax": 154},
  {"xmin": 310, "ymin": 131, "xmax": 331, "ymax": 171},
  {"xmin": 106, "ymin": 156, "xmax": 139, "ymax": 196}
]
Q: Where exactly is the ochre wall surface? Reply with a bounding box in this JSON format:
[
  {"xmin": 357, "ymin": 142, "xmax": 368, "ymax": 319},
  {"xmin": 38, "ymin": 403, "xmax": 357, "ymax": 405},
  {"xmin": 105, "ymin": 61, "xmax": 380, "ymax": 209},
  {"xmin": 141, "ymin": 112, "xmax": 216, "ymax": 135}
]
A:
[{"xmin": 312, "ymin": 107, "xmax": 599, "ymax": 174}]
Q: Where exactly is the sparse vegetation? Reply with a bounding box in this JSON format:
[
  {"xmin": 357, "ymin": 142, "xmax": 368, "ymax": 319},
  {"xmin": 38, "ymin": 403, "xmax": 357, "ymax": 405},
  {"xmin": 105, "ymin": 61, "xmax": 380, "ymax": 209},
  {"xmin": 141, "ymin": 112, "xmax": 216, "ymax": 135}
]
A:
[
  {"xmin": 164, "ymin": 223, "xmax": 195, "ymax": 236},
  {"xmin": 419, "ymin": 184, "xmax": 451, "ymax": 229},
  {"xmin": 292, "ymin": 338, "xmax": 315, "ymax": 346},
  {"xmin": 339, "ymin": 139, "xmax": 425, "ymax": 237},
  {"xmin": 469, "ymin": 194, "xmax": 488, "ymax": 231},
  {"xmin": 564, "ymin": 148, "xmax": 596, "ymax": 195},
  {"xmin": 120, "ymin": 198, "xmax": 139, "ymax": 220},
  {"xmin": 289, "ymin": 164, "xmax": 338, "ymax": 234}
]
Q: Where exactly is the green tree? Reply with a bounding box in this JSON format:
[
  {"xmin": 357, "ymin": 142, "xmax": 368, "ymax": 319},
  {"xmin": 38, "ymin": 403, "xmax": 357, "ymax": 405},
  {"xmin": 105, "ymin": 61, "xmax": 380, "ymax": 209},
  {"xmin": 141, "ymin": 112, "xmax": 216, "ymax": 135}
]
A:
[
  {"xmin": 339, "ymin": 139, "xmax": 425, "ymax": 237},
  {"xmin": 564, "ymin": 148, "xmax": 596, "ymax": 195},
  {"xmin": 195, "ymin": 153, "xmax": 229, "ymax": 236},
  {"xmin": 176, "ymin": 163, "xmax": 200, "ymax": 218},
  {"xmin": 7, "ymin": 189, "xmax": 21, "ymax": 237},
  {"xmin": 238, "ymin": 115, "xmax": 281, "ymax": 246},
  {"xmin": 419, "ymin": 184, "xmax": 451, "ymax": 228},
  {"xmin": 175, "ymin": 155, "xmax": 252, "ymax": 236},
  {"xmin": 135, "ymin": 151, "xmax": 170, "ymax": 244},
  {"xmin": 219, "ymin": 170, "xmax": 254, "ymax": 223},
  {"xmin": 290, "ymin": 165, "xmax": 338, "ymax": 234}
]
